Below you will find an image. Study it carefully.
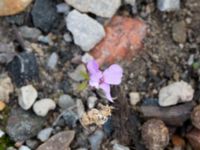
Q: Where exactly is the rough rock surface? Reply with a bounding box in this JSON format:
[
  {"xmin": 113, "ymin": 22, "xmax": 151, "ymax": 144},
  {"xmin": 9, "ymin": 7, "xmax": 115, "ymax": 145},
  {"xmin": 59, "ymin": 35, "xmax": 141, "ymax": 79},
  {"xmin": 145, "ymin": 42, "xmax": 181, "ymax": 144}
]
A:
[
  {"xmin": 36, "ymin": 131, "xmax": 75, "ymax": 150},
  {"xmin": 65, "ymin": 0, "xmax": 121, "ymax": 18},
  {"xmin": 66, "ymin": 10, "xmax": 105, "ymax": 51},
  {"xmin": 6, "ymin": 107, "xmax": 45, "ymax": 141},
  {"xmin": 159, "ymin": 81, "xmax": 194, "ymax": 107}
]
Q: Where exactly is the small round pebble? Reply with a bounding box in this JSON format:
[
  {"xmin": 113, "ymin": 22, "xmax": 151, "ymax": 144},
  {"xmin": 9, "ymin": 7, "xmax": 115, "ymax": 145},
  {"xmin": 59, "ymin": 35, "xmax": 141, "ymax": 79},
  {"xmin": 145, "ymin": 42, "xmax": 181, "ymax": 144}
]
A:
[
  {"xmin": 142, "ymin": 119, "xmax": 169, "ymax": 150},
  {"xmin": 37, "ymin": 128, "xmax": 53, "ymax": 142},
  {"xmin": 87, "ymin": 96, "xmax": 97, "ymax": 109},
  {"xmin": 19, "ymin": 145, "xmax": 31, "ymax": 150},
  {"xmin": 58, "ymin": 94, "xmax": 75, "ymax": 109},
  {"xmin": 129, "ymin": 92, "xmax": 140, "ymax": 106},
  {"xmin": 33, "ymin": 99, "xmax": 56, "ymax": 117}
]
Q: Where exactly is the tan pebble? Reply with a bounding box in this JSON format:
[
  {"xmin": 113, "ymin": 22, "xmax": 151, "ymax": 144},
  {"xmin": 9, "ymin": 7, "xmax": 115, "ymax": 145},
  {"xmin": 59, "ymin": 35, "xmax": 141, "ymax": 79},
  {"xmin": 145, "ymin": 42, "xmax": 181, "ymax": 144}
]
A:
[
  {"xmin": 0, "ymin": 0, "xmax": 32, "ymax": 16},
  {"xmin": 0, "ymin": 101, "xmax": 6, "ymax": 111}
]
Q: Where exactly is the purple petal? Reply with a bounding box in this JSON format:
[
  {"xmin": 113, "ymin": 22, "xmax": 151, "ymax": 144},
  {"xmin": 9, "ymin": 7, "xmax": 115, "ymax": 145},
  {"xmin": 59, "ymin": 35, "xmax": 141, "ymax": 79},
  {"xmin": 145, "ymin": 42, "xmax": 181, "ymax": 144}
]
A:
[
  {"xmin": 100, "ymin": 83, "xmax": 113, "ymax": 102},
  {"xmin": 89, "ymin": 71, "xmax": 102, "ymax": 88},
  {"xmin": 103, "ymin": 64, "xmax": 123, "ymax": 85},
  {"xmin": 87, "ymin": 60, "xmax": 100, "ymax": 75}
]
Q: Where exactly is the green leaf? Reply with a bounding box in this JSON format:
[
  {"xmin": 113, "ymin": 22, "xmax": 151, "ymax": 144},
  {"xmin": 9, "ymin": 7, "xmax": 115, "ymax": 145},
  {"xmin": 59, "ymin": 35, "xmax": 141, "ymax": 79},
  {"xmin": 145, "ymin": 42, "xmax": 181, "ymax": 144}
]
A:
[
  {"xmin": 192, "ymin": 62, "xmax": 200, "ymax": 70},
  {"xmin": 77, "ymin": 81, "xmax": 88, "ymax": 92},
  {"xmin": 80, "ymin": 71, "xmax": 89, "ymax": 80}
]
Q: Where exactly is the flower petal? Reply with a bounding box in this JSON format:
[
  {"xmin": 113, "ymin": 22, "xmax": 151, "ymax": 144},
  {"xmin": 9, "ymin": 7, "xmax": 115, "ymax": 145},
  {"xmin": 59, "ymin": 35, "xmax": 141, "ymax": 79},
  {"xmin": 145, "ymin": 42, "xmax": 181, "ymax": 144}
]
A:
[
  {"xmin": 89, "ymin": 71, "xmax": 102, "ymax": 88},
  {"xmin": 100, "ymin": 83, "xmax": 113, "ymax": 102},
  {"xmin": 103, "ymin": 64, "xmax": 123, "ymax": 85},
  {"xmin": 87, "ymin": 60, "xmax": 100, "ymax": 75}
]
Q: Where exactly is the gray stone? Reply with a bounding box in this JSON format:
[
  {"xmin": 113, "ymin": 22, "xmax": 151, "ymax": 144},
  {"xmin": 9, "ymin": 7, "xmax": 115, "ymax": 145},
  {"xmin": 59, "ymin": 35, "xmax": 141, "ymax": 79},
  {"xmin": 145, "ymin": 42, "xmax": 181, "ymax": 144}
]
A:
[
  {"xmin": 31, "ymin": 0, "xmax": 60, "ymax": 32},
  {"xmin": 89, "ymin": 130, "xmax": 104, "ymax": 150},
  {"xmin": 159, "ymin": 81, "xmax": 194, "ymax": 107},
  {"xmin": 172, "ymin": 21, "xmax": 187, "ymax": 43},
  {"xmin": 81, "ymin": 53, "xmax": 93, "ymax": 64},
  {"xmin": 26, "ymin": 139, "xmax": 39, "ymax": 150},
  {"xmin": 19, "ymin": 26, "xmax": 41, "ymax": 40},
  {"xmin": 6, "ymin": 107, "xmax": 45, "ymax": 141},
  {"xmin": 58, "ymin": 94, "xmax": 75, "ymax": 109},
  {"xmin": 33, "ymin": 99, "xmax": 56, "ymax": 117},
  {"xmin": 19, "ymin": 146, "xmax": 31, "ymax": 150},
  {"xmin": 63, "ymin": 111, "xmax": 79, "ymax": 128},
  {"xmin": 140, "ymin": 102, "xmax": 194, "ymax": 126},
  {"xmin": 36, "ymin": 131, "xmax": 75, "ymax": 150},
  {"xmin": 65, "ymin": 0, "xmax": 121, "ymax": 18},
  {"xmin": 113, "ymin": 143, "xmax": 130, "ymax": 150},
  {"xmin": 66, "ymin": 10, "xmax": 105, "ymax": 51},
  {"xmin": 157, "ymin": 0, "xmax": 180, "ymax": 11},
  {"xmin": 18, "ymin": 85, "xmax": 38, "ymax": 110},
  {"xmin": 68, "ymin": 64, "xmax": 87, "ymax": 82},
  {"xmin": 38, "ymin": 35, "xmax": 53, "ymax": 45},
  {"xmin": 37, "ymin": 128, "xmax": 53, "ymax": 142},
  {"xmin": 87, "ymin": 96, "xmax": 97, "ymax": 109},
  {"xmin": 56, "ymin": 3, "xmax": 71, "ymax": 14},
  {"xmin": 0, "ymin": 42, "xmax": 16, "ymax": 64},
  {"xmin": 7, "ymin": 52, "xmax": 39, "ymax": 87},
  {"xmin": 76, "ymin": 99, "xmax": 85, "ymax": 118},
  {"xmin": 0, "ymin": 74, "xmax": 14, "ymax": 102},
  {"xmin": 47, "ymin": 52, "xmax": 58, "ymax": 70},
  {"xmin": 63, "ymin": 33, "xmax": 72, "ymax": 42}
]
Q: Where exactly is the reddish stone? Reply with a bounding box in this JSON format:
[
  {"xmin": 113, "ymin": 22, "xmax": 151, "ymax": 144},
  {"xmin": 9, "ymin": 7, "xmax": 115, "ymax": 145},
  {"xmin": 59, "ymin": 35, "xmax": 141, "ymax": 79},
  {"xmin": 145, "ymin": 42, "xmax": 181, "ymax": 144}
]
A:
[
  {"xmin": 186, "ymin": 128, "xmax": 200, "ymax": 150},
  {"xmin": 90, "ymin": 16, "xmax": 146, "ymax": 66}
]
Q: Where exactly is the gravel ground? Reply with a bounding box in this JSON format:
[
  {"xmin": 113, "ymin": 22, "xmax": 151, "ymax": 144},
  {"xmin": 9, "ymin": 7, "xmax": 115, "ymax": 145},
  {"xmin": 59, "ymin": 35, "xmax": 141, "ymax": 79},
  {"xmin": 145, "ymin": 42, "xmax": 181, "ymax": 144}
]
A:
[{"xmin": 0, "ymin": 0, "xmax": 200, "ymax": 150}]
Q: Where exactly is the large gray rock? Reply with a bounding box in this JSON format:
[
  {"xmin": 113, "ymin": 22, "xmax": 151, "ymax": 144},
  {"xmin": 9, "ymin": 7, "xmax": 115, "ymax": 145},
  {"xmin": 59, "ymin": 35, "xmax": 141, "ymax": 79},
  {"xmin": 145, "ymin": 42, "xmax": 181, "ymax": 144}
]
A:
[
  {"xmin": 157, "ymin": 0, "xmax": 180, "ymax": 12},
  {"xmin": 66, "ymin": 10, "xmax": 105, "ymax": 51},
  {"xmin": 19, "ymin": 26, "xmax": 41, "ymax": 40},
  {"xmin": 36, "ymin": 131, "xmax": 75, "ymax": 150},
  {"xmin": 65, "ymin": 0, "xmax": 121, "ymax": 18},
  {"xmin": 31, "ymin": 0, "xmax": 60, "ymax": 32},
  {"xmin": 6, "ymin": 107, "xmax": 45, "ymax": 141}
]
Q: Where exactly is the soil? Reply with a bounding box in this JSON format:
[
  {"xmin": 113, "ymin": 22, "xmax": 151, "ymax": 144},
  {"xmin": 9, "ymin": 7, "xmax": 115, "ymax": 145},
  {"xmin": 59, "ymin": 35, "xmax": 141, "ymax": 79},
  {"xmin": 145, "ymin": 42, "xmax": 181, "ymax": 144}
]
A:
[{"xmin": 0, "ymin": 0, "xmax": 200, "ymax": 149}]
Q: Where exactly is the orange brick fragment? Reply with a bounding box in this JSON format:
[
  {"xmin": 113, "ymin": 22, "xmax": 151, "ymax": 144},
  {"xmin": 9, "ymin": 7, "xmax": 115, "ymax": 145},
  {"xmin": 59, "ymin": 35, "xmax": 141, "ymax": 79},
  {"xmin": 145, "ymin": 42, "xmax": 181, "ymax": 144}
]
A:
[
  {"xmin": 90, "ymin": 16, "xmax": 146, "ymax": 66},
  {"xmin": 0, "ymin": 0, "xmax": 32, "ymax": 16}
]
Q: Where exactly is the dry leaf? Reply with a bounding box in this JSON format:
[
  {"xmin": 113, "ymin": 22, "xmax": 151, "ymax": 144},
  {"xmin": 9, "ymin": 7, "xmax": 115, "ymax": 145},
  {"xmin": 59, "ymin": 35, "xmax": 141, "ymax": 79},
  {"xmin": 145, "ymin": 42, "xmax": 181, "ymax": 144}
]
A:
[{"xmin": 81, "ymin": 104, "xmax": 113, "ymax": 126}]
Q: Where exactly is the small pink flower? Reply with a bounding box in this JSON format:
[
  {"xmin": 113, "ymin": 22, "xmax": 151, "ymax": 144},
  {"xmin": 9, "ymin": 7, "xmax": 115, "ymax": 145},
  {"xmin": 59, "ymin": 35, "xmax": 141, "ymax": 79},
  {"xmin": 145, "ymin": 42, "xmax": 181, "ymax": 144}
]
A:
[{"xmin": 87, "ymin": 60, "xmax": 123, "ymax": 102}]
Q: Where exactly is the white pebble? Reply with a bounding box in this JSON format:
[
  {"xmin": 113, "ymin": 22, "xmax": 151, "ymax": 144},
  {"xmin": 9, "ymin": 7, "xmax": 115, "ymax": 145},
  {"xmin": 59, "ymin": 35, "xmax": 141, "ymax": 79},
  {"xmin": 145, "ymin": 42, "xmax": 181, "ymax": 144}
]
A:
[
  {"xmin": 47, "ymin": 52, "xmax": 58, "ymax": 70},
  {"xmin": 0, "ymin": 129, "xmax": 5, "ymax": 138},
  {"xmin": 129, "ymin": 92, "xmax": 140, "ymax": 106},
  {"xmin": 157, "ymin": 0, "xmax": 180, "ymax": 11},
  {"xmin": 81, "ymin": 53, "xmax": 94, "ymax": 64},
  {"xmin": 63, "ymin": 33, "xmax": 72, "ymax": 42},
  {"xmin": 37, "ymin": 128, "xmax": 53, "ymax": 142},
  {"xmin": 33, "ymin": 99, "xmax": 56, "ymax": 117},
  {"xmin": 19, "ymin": 146, "xmax": 31, "ymax": 150},
  {"xmin": 18, "ymin": 85, "xmax": 38, "ymax": 110},
  {"xmin": 159, "ymin": 81, "xmax": 194, "ymax": 107},
  {"xmin": 87, "ymin": 96, "xmax": 97, "ymax": 109}
]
